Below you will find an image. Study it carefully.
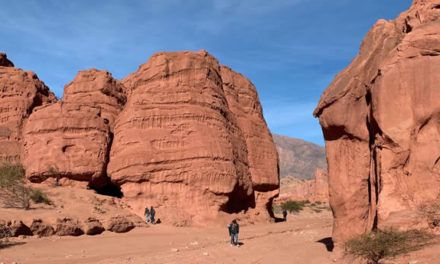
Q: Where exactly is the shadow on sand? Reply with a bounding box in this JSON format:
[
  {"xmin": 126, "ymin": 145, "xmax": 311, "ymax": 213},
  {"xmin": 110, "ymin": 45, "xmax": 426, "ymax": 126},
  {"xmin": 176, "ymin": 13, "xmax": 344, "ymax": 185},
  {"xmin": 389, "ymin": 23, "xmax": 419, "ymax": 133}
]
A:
[
  {"xmin": 274, "ymin": 217, "xmax": 286, "ymax": 223},
  {"xmin": 316, "ymin": 237, "xmax": 334, "ymax": 252},
  {"xmin": 0, "ymin": 241, "xmax": 26, "ymax": 250}
]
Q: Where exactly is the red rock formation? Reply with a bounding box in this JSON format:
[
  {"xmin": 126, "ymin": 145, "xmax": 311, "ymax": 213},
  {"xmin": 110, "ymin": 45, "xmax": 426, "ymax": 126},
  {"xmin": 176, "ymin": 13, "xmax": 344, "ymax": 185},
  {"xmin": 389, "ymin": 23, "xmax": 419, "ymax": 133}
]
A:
[
  {"xmin": 2, "ymin": 51, "xmax": 278, "ymax": 226},
  {"xmin": 108, "ymin": 50, "xmax": 278, "ymax": 225},
  {"xmin": 314, "ymin": 0, "xmax": 440, "ymax": 243},
  {"xmin": 277, "ymin": 168, "xmax": 328, "ymax": 203},
  {"xmin": 0, "ymin": 53, "xmax": 14, "ymax": 67},
  {"xmin": 0, "ymin": 54, "xmax": 56, "ymax": 161},
  {"xmin": 221, "ymin": 66, "xmax": 280, "ymax": 214},
  {"xmin": 22, "ymin": 69, "xmax": 126, "ymax": 188}
]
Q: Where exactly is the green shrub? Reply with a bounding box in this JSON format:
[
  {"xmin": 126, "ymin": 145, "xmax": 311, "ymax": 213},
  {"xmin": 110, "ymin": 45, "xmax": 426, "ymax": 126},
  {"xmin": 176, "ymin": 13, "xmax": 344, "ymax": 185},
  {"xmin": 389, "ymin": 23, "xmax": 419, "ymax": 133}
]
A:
[
  {"xmin": 345, "ymin": 228, "xmax": 433, "ymax": 264},
  {"xmin": 281, "ymin": 200, "xmax": 308, "ymax": 213},
  {"xmin": 30, "ymin": 189, "xmax": 51, "ymax": 205},
  {"xmin": 0, "ymin": 162, "xmax": 29, "ymax": 209}
]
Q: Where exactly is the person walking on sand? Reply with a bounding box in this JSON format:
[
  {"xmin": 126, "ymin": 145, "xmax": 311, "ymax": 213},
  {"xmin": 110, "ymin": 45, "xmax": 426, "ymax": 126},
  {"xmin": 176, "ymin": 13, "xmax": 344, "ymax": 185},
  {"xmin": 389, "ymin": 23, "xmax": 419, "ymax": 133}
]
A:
[
  {"xmin": 228, "ymin": 219, "xmax": 240, "ymax": 247},
  {"xmin": 150, "ymin": 206, "xmax": 156, "ymax": 224},
  {"xmin": 283, "ymin": 209, "xmax": 287, "ymax": 221},
  {"xmin": 144, "ymin": 206, "xmax": 150, "ymax": 223}
]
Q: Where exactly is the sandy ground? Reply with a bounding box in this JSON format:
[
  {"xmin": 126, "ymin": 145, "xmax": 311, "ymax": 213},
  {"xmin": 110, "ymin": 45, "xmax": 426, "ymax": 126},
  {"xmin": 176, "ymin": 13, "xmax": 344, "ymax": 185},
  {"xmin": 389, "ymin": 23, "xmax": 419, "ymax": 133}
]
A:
[{"xmin": 0, "ymin": 209, "xmax": 335, "ymax": 264}]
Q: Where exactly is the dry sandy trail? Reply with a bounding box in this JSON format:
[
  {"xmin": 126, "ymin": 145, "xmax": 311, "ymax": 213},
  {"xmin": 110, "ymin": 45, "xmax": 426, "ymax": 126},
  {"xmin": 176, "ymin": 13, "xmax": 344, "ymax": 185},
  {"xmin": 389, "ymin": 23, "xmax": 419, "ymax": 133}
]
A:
[{"xmin": 0, "ymin": 211, "xmax": 334, "ymax": 264}]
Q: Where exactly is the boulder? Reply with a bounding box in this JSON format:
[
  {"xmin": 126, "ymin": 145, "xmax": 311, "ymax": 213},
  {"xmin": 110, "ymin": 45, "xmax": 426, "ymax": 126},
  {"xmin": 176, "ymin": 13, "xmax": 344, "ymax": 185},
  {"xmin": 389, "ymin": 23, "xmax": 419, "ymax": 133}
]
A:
[
  {"xmin": 314, "ymin": 0, "xmax": 440, "ymax": 243},
  {"xmin": 105, "ymin": 216, "xmax": 135, "ymax": 233},
  {"xmin": 55, "ymin": 217, "xmax": 84, "ymax": 236},
  {"xmin": 0, "ymin": 54, "xmax": 56, "ymax": 161},
  {"xmin": 30, "ymin": 219, "xmax": 54, "ymax": 237},
  {"xmin": 8, "ymin": 220, "xmax": 33, "ymax": 237},
  {"xmin": 84, "ymin": 217, "xmax": 105, "ymax": 235}
]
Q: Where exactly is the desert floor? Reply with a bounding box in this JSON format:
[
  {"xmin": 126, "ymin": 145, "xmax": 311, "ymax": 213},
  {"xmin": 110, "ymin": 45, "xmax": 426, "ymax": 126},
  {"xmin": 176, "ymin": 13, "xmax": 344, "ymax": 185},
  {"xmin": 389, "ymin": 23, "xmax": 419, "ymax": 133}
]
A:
[{"xmin": 1, "ymin": 209, "xmax": 335, "ymax": 264}]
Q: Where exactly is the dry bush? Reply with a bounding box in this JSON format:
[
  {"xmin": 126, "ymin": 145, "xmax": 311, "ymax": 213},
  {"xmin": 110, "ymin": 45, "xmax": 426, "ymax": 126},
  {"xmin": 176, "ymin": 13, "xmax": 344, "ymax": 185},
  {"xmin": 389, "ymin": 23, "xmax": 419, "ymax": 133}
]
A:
[
  {"xmin": 419, "ymin": 198, "xmax": 440, "ymax": 228},
  {"xmin": 345, "ymin": 228, "xmax": 434, "ymax": 264},
  {"xmin": 0, "ymin": 162, "xmax": 29, "ymax": 209}
]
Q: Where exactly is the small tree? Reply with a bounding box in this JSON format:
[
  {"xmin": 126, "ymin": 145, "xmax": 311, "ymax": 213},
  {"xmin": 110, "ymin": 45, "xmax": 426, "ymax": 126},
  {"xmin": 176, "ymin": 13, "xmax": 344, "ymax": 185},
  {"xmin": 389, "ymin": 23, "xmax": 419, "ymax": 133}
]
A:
[
  {"xmin": 345, "ymin": 228, "xmax": 433, "ymax": 264},
  {"xmin": 0, "ymin": 162, "xmax": 29, "ymax": 209}
]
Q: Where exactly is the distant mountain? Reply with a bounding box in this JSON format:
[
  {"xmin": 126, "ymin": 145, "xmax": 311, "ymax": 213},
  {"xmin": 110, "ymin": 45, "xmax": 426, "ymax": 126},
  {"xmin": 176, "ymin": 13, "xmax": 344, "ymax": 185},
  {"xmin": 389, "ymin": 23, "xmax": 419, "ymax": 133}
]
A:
[{"xmin": 272, "ymin": 134, "xmax": 327, "ymax": 180}]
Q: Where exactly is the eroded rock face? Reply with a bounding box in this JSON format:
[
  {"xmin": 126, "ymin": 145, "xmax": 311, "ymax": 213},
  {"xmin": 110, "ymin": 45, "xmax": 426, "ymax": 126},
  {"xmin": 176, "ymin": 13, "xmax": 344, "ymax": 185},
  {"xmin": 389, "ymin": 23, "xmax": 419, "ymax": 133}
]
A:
[
  {"xmin": 30, "ymin": 219, "xmax": 54, "ymax": 237},
  {"xmin": 105, "ymin": 216, "xmax": 135, "ymax": 233},
  {"xmin": 314, "ymin": 0, "xmax": 440, "ymax": 243},
  {"xmin": 2, "ymin": 51, "xmax": 278, "ymax": 226},
  {"xmin": 22, "ymin": 69, "xmax": 126, "ymax": 188},
  {"xmin": 0, "ymin": 55, "xmax": 56, "ymax": 161},
  {"xmin": 108, "ymin": 50, "xmax": 278, "ymax": 224},
  {"xmin": 277, "ymin": 169, "xmax": 328, "ymax": 203},
  {"xmin": 55, "ymin": 217, "xmax": 84, "ymax": 236},
  {"xmin": 220, "ymin": 66, "xmax": 280, "ymax": 214}
]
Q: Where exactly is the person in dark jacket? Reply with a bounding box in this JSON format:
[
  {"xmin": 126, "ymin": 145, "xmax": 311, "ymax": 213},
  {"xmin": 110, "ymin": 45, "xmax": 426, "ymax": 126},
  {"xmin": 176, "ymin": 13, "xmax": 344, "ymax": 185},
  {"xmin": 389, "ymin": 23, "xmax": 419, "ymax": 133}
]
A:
[
  {"xmin": 150, "ymin": 206, "xmax": 156, "ymax": 224},
  {"xmin": 144, "ymin": 206, "xmax": 150, "ymax": 223},
  {"xmin": 283, "ymin": 209, "xmax": 287, "ymax": 221},
  {"xmin": 228, "ymin": 219, "xmax": 240, "ymax": 247}
]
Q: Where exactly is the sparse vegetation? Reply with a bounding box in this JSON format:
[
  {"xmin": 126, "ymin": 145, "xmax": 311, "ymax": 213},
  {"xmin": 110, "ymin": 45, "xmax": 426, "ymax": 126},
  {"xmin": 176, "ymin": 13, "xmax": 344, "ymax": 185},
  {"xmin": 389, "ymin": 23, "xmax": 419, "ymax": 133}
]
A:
[
  {"xmin": 281, "ymin": 200, "xmax": 309, "ymax": 213},
  {"xmin": 30, "ymin": 188, "xmax": 52, "ymax": 205},
  {"xmin": 0, "ymin": 224, "xmax": 11, "ymax": 247},
  {"xmin": 0, "ymin": 162, "xmax": 29, "ymax": 209},
  {"xmin": 47, "ymin": 165, "xmax": 60, "ymax": 186},
  {"xmin": 419, "ymin": 198, "xmax": 440, "ymax": 228},
  {"xmin": 344, "ymin": 228, "xmax": 434, "ymax": 264}
]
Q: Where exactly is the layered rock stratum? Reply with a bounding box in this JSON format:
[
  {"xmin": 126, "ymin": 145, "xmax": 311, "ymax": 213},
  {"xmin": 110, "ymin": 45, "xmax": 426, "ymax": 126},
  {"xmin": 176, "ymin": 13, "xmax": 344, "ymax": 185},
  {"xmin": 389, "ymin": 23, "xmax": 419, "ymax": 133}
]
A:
[
  {"xmin": 0, "ymin": 51, "xmax": 279, "ymax": 225},
  {"xmin": 272, "ymin": 134, "xmax": 327, "ymax": 180},
  {"xmin": 314, "ymin": 0, "xmax": 440, "ymax": 243},
  {"xmin": 0, "ymin": 53, "xmax": 56, "ymax": 161}
]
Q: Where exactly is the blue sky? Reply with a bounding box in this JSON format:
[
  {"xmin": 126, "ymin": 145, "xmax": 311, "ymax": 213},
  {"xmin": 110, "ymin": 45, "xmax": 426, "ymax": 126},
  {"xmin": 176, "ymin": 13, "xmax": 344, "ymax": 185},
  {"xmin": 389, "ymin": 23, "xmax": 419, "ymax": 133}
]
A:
[{"xmin": 1, "ymin": 0, "xmax": 413, "ymax": 146}]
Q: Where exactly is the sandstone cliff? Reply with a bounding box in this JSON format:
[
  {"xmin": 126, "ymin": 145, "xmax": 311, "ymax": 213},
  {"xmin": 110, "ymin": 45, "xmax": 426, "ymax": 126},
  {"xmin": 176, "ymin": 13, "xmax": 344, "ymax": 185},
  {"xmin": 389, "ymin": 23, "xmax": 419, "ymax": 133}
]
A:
[
  {"xmin": 0, "ymin": 53, "xmax": 57, "ymax": 161},
  {"xmin": 0, "ymin": 51, "xmax": 279, "ymax": 225},
  {"xmin": 22, "ymin": 69, "xmax": 126, "ymax": 188},
  {"xmin": 314, "ymin": 0, "xmax": 440, "ymax": 243},
  {"xmin": 272, "ymin": 134, "xmax": 327, "ymax": 180},
  {"xmin": 108, "ymin": 51, "xmax": 279, "ymax": 225}
]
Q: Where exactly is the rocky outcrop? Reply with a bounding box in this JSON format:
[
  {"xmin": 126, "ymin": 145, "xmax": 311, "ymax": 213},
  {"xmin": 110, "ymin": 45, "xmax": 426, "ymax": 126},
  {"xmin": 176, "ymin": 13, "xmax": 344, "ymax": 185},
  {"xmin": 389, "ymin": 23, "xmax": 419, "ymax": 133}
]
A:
[
  {"xmin": 55, "ymin": 218, "xmax": 84, "ymax": 236},
  {"xmin": 220, "ymin": 66, "xmax": 279, "ymax": 215},
  {"xmin": 0, "ymin": 55, "xmax": 56, "ymax": 161},
  {"xmin": 108, "ymin": 50, "xmax": 278, "ymax": 225},
  {"xmin": 278, "ymin": 169, "xmax": 329, "ymax": 202},
  {"xmin": 105, "ymin": 216, "xmax": 135, "ymax": 233},
  {"xmin": 2, "ymin": 52, "xmax": 279, "ymax": 225},
  {"xmin": 314, "ymin": 0, "xmax": 440, "ymax": 243},
  {"xmin": 22, "ymin": 69, "xmax": 126, "ymax": 188},
  {"xmin": 30, "ymin": 219, "xmax": 54, "ymax": 237},
  {"xmin": 84, "ymin": 217, "xmax": 105, "ymax": 235},
  {"xmin": 272, "ymin": 134, "xmax": 327, "ymax": 180},
  {"xmin": 8, "ymin": 220, "xmax": 33, "ymax": 237},
  {"xmin": 0, "ymin": 53, "xmax": 14, "ymax": 67}
]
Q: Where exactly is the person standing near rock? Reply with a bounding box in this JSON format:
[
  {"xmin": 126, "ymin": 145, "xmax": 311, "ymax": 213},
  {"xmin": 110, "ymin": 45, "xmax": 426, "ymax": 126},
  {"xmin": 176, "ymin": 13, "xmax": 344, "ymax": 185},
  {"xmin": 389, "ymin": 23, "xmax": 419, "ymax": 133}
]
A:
[
  {"xmin": 283, "ymin": 209, "xmax": 287, "ymax": 221},
  {"xmin": 150, "ymin": 206, "xmax": 156, "ymax": 224},
  {"xmin": 144, "ymin": 206, "xmax": 150, "ymax": 223},
  {"xmin": 228, "ymin": 219, "xmax": 240, "ymax": 247}
]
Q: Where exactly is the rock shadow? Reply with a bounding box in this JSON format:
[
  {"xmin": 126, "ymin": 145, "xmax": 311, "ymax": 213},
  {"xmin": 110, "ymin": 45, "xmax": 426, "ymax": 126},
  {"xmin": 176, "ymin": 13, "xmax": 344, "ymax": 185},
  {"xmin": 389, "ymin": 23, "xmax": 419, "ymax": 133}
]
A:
[
  {"xmin": 316, "ymin": 237, "xmax": 334, "ymax": 252},
  {"xmin": 0, "ymin": 241, "xmax": 26, "ymax": 250}
]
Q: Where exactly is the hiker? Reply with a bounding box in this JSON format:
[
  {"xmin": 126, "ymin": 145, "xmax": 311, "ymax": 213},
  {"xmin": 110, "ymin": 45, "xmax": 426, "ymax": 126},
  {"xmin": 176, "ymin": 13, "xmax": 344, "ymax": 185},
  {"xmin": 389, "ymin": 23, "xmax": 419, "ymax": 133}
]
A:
[
  {"xmin": 228, "ymin": 219, "xmax": 240, "ymax": 247},
  {"xmin": 150, "ymin": 206, "xmax": 156, "ymax": 224},
  {"xmin": 283, "ymin": 209, "xmax": 287, "ymax": 221},
  {"xmin": 144, "ymin": 206, "xmax": 150, "ymax": 223}
]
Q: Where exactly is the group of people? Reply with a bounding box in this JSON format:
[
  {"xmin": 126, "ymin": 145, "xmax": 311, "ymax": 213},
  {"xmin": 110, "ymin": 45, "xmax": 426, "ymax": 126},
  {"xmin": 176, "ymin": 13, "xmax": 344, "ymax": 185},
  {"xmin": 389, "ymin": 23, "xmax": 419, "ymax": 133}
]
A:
[{"xmin": 144, "ymin": 206, "xmax": 156, "ymax": 224}]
